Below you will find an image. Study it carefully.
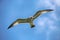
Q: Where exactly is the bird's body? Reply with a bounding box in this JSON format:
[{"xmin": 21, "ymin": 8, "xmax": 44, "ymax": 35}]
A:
[{"xmin": 8, "ymin": 9, "xmax": 53, "ymax": 29}]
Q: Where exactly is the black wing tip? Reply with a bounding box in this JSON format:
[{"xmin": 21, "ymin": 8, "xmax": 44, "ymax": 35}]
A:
[
  {"xmin": 7, "ymin": 26, "xmax": 11, "ymax": 29},
  {"xmin": 7, "ymin": 24, "xmax": 13, "ymax": 29},
  {"xmin": 46, "ymin": 9, "xmax": 53, "ymax": 11}
]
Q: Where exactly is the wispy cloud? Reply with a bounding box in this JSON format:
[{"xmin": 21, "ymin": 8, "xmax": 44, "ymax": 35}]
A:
[
  {"xmin": 54, "ymin": 0, "xmax": 60, "ymax": 6},
  {"xmin": 35, "ymin": 17, "xmax": 58, "ymax": 34},
  {"xmin": 44, "ymin": 0, "xmax": 55, "ymax": 8},
  {"xmin": 34, "ymin": 0, "xmax": 60, "ymax": 40},
  {"xmin": 49, "ymin": 13, "xmax": 58, "ymax": 21},
  {"xmin": 34, "ymin": 0, "xmax": 58, "ymax": 34},
  {"xmin": 35, "ymin": 0, "xmax": 56, "ymax": 9}
]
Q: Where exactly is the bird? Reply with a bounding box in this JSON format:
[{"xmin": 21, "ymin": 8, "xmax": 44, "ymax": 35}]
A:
[{"xmin": 8, "ymin": 9, "xmax": 53, "ymax": 29}]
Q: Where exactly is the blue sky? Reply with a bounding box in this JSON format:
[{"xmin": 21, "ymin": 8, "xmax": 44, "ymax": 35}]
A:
[{"xmin": 0, "ymin": 0, "xmax": 60, "ymax": 40}]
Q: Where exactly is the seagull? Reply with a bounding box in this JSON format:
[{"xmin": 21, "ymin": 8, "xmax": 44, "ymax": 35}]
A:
[{"xmin": 8, "ymin": 9, "xmax": 53, "ymax": 29}]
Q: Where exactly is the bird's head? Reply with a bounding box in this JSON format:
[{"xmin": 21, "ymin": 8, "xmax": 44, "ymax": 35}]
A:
[{"xmin": 30, "ymin": 16, "xmax": 33, "ymax": 19}]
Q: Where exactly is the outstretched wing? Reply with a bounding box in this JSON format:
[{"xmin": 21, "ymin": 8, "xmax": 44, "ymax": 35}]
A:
[
  {"xmin": 32, "ymin": 9, "xmax": 53, "ymax": 20},
  {"xmin": 8, "ymin": 19, "xmax": 20, "ymax": 29}
]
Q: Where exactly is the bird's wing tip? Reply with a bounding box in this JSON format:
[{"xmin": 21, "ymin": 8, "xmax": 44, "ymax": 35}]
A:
[{"xmin": 46, "ymin": 9, "xmax": 54, "ymax": 11}]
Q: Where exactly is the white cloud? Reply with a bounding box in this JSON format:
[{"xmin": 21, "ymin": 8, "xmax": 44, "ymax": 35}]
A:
[
  {"xmin": 47, "ymin": 20, "xmax": 54, "ymax": 25},
  {"xmin": 34, "ymin": 18, "xmax": 47, "ymax": 34},
  {"xmin": 35, "ymin": 0, "xmax": 56, "ymax": 9},
  {"xmin": 38, "ymin": 20, "xmax": 45, "ymax": 27},
  {"xmin": 50, "ymin": 0, "xmax": 60, "ymax": 6},
  {"xmin": 49, "ymin": 26, "xmax": 57, "ymax": 30},
  {"xmin": 34, "ymin": 0, "xmax": 58, "ymax": 34},
  {"xmin": 44, "ymin": 0, "xmax": 56, "ymax": 9},
  {"xmin": 34, "ymin": 17, "xmax": 48, "ymax": 33},
  {"xmin": 34, "ymin": 17, "xmax": 58, "ymax": 34},
  {"xmin": 54, "ymin": 0, "xmax": 60, "ymax": 6},
  {"xmin": 49, "ymin": 13, "xmax": 58, "ymax": 21},
  {"xmin": 37, "ymin": 17, "xmax": 49, "ymax": 27}
]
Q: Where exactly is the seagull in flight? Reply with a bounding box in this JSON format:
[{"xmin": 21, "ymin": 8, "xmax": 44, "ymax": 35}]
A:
[{"xmin": 8, "ymin": 9, "xmax": 53, "ymax": 29}]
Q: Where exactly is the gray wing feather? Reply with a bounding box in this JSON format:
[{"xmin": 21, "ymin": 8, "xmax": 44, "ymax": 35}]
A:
[{"xmin": 32, "ymin": 9, "xmax": 53, "ymax": 20}]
